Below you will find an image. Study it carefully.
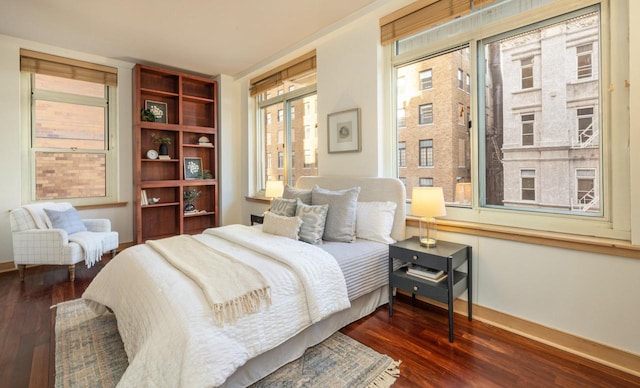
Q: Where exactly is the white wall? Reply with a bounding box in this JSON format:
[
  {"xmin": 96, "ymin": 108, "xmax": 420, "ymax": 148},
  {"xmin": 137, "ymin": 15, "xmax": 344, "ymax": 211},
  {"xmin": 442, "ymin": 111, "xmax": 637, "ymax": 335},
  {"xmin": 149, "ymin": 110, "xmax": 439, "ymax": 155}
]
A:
[
  {"xmin": 0, "ymin": 35, "xmax": 135, "ymax": 262},
  {"xmin": 235, "ymin": 0, "xmax": 640, "ymax": 357}
]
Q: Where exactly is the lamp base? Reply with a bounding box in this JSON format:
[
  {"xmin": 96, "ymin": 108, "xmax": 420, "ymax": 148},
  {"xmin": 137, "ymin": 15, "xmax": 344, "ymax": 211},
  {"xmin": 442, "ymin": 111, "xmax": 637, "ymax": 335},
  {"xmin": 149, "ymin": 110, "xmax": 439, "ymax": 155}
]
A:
[{"xmin": 419, "ymin": 237, "xmax": 437, "ymax": 247}]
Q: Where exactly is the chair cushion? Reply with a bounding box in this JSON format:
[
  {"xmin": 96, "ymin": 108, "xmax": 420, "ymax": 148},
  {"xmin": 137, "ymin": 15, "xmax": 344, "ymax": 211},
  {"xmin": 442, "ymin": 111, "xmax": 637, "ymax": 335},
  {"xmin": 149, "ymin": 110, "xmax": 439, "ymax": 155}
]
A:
[{"xmin": 44, "ymin": 207, "xmax": 87, "ymax": 235}]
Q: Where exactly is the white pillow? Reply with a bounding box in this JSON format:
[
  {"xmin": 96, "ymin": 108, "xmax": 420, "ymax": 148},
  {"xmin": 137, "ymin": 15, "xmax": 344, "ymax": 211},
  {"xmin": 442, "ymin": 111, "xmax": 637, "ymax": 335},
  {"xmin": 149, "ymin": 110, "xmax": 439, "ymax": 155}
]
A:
[
  {"xmin": 356, "ymin": 201, "xmax": 397, "ymax": 244},
  {"xmin": 262, "ymin": 211, "xmax": 303, "ymax": 240}
]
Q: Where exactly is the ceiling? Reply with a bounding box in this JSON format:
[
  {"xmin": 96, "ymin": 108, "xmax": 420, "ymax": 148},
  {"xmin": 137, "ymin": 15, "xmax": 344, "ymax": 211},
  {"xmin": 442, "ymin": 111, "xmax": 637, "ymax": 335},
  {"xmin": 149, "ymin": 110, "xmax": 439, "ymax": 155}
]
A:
[{"xmin": 1, "ymin": 0, "xmax": 379, "ymax": 78}]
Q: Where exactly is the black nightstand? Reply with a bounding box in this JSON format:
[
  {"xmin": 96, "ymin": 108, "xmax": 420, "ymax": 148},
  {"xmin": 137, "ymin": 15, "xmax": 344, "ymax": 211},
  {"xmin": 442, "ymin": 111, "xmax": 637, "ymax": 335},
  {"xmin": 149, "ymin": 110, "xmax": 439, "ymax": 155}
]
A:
[
  {"xmin": 389, "ymin": 236, "xmax": 472, "ymax": 342},
  {"xmin": 251, "ymin": 213, "xmax": 264, "ymax": 225}
]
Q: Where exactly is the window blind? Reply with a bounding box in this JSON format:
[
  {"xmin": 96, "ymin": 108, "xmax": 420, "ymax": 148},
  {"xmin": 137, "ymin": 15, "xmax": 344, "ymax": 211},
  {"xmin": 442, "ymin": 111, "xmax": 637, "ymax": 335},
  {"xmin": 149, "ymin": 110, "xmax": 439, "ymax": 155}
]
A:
[
  {"xmin": 20, "ymin": 49, "xmax": 117, "ymax": 86},
  {"xmin": 250, "ymin": 50, "xmax": 316, "ymax": 96},
  {"xmin": 380, "ymin": 0, "xmax": 495, "ymax": 45}
]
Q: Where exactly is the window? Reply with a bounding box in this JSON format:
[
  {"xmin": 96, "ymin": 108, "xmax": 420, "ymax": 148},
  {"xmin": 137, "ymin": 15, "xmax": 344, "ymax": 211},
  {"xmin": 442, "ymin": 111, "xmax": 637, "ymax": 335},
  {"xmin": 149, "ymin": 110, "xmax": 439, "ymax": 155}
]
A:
[
  {"xmin": 466, "ymin": 73, "xmax": 470, "ymax": 93},
  {"xmin": 395, "ymin": 48, "xmax": 471, "ymax": 203},
  {"xmin": 577, "ymin": 43, "xmax": 593, "ymax": 79},
  {"xmin": 521, "ymin": 114, "xmax": 535, "ymax": 146},
  {"xmin": 420, "ymin": 69, "xmax": 432, "ymax": 89},
  {"xmin": 398, "ymin": 141, "xmax": 406, "ymax": 167},
  {"xmin": 20, "ymin": 50, "xmax": 117, "ymax": 205},
  {"xmin": 419, "ymin": 104, "xmax": 433, "ymax": 125},
  {"xmin": 419, "ymin": 177, "xmax": 434, "ymax": 187},
  {"xmin": 521, "ymin": 57, "xmax": 534, "ymax": 89},
  {"xmin": 267, "ymin": 112, "xmax": 272, "ymax": 125},
  {"xmin": 521, "ymin": 169, "xmax": 536, "ymax": 201},
  {"xmin": 267, "ymin": 153, "xmax": 272, "ymax": 169},
  {"xmin": 481, "ymin": 7, "xmax": 601, "ymax": 215},
  {"xmin": 577, "ymin": 107, "xmax": 595, "ymax": 145},
  {"xmin": 388, "ymin": 2, "xmax": 625, "ymax": 238},
  {"xmin": 252, "ymin": 51, "xmax": 317, "ymax": 189},
  {"xmin": 457, "ymin": 69, "xmax": 464, "ymax": 89},
  {"xmin": 419, "ymin": 139, "xmax": 433, "ymax": 167}
]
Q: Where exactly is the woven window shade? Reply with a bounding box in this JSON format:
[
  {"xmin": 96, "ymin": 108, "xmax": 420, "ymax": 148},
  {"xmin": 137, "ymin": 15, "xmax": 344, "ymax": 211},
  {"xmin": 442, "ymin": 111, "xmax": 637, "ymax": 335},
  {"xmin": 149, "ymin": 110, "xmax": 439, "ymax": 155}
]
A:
[
  {"xmin": 380, "ymin": 0, "xmax": 495, "ymax": 45},
  {"xmin": 20, "ymin": 49, "xmax": 117, "ymax": 86},
  {"xmin": 250, "ymin": 50, "xmax": 316, "ymax": 96}
]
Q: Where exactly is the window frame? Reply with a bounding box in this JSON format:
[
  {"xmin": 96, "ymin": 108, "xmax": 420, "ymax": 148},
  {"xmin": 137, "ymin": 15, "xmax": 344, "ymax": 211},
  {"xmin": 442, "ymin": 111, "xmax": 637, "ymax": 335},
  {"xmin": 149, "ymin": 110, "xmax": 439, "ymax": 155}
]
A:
[
  {"xmin": 20, "ymin": 72, "xmax": 118, "ymax": 206},
  {"xmin": 388, "ymin": 0, "xmax": 631, "ymax": 241}
]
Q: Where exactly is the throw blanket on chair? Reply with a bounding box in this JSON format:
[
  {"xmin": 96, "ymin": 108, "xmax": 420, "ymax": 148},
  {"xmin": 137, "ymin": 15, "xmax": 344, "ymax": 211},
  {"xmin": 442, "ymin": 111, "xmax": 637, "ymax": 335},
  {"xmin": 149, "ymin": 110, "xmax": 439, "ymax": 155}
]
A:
[
  {"xmin": 147, "ymin": 234, "xmax": 271, "ymax": 325},
  {"xmin": 69, "ymin": 232, "xmax": 103, "ymax": 268}
]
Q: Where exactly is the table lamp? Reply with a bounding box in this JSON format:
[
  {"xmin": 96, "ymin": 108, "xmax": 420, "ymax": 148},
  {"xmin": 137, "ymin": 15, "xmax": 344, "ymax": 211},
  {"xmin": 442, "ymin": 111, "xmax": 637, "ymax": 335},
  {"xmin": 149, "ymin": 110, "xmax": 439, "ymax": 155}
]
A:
[
  {"xmin": 412, "ymin": 187, "xmax": 447, "ymax": 247},
  {"xmin": 264, "ymin": 180, "xmax": 284, "ymax": 199}
]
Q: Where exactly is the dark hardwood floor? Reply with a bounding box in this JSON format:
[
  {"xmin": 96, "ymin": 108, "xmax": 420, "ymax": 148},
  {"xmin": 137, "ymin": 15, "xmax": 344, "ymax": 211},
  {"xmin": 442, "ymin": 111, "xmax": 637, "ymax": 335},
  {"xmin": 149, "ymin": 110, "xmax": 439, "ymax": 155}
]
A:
[{"xmin": 1, "ymin": 259, "xmax": 639, "ymax": 388}]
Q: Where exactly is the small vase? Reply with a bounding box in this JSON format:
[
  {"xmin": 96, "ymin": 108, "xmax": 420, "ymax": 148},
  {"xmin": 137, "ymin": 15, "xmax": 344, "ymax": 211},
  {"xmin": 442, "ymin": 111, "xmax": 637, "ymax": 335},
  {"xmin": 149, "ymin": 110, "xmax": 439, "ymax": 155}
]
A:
[
  {"xmin": 159, "ymin": 143, "xmax": 169, "ymax": 156},
  {"xmin": 184, "ymin": 203, "xmax": 195, "ymax": 212}
]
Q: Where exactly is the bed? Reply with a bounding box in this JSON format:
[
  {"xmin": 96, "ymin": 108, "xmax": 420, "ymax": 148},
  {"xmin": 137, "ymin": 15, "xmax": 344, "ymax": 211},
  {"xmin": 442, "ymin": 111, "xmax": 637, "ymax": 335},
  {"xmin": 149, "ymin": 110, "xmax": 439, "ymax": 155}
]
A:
[{"xmin": 82, "ymin": 176, "xmax": 406, "ymax": 387}]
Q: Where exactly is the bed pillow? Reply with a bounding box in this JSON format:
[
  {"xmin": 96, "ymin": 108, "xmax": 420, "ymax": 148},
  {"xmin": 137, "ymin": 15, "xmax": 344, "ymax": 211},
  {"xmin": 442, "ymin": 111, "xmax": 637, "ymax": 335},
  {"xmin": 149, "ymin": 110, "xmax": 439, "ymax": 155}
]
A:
[
  {"xmin": 295, "ymin": 199, "xmax": 328, "ymax": 244},
  {"xmin": 262, "ymin": 211, "xmax": 303, "ymax": 240},
  {"xmin": 269, "ymin": 197, "xmax": 297, "ymax": 217},
  {"xmin": 312, "ymin": 185, "xmax": 360, "ymax": 242},
  {"xmin": 43, "ymin": 206, "xmax": 87, "ymax": 235},
  {"xmin": 283, "ymin": 185, "xmax": 312, "ymax": 205},
  {"xmin": 356, "ymin": 201, "xmax": 397, "ymax": 244}
]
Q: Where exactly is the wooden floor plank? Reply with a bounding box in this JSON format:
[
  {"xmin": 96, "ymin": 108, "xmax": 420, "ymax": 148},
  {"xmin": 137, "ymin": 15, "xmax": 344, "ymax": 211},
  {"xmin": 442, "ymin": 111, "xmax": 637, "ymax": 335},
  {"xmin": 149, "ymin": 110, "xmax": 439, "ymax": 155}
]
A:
[{"xmin": 0, "ymin": 260, "xmax": 639, "ymax": 387}]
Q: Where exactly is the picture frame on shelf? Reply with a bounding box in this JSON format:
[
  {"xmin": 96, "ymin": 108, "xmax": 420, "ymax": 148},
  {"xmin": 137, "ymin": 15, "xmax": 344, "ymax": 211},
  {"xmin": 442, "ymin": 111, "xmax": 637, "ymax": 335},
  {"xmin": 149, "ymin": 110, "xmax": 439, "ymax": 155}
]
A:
[
  {"xmin": 327, "ymin": 108, "xmax": 361, "ymax": 153},
  {"xmin": 145, "ymin": 100, "xmax": 168, "ymax": 123},
  {"xmin": 184, "ymin": 157, "xmax": 203, "ymax": 180}
]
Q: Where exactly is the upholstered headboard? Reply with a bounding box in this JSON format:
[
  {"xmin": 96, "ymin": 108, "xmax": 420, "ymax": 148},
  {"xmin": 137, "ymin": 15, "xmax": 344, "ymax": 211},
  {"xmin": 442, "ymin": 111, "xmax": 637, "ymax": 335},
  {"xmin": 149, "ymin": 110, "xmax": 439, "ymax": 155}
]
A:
[{"xmin": 295, "ymin": 176, "xmax": 406, "ymax": 242}]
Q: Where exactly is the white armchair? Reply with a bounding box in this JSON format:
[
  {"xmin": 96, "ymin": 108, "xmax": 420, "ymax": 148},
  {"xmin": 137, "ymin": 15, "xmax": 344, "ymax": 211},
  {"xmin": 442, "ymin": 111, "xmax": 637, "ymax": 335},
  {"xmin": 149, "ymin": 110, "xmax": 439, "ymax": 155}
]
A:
[{"xmin": 9, "ymin": 202, "xmax": 119, "ymax": 282}]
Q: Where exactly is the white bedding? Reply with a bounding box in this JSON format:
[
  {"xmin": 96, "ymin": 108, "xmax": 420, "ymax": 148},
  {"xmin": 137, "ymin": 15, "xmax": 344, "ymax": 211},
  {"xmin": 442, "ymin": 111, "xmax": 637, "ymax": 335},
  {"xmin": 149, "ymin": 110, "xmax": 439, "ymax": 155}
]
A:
[{"xmin": 82, "ymin": 225, "xmax": 350, "ymax": 387}]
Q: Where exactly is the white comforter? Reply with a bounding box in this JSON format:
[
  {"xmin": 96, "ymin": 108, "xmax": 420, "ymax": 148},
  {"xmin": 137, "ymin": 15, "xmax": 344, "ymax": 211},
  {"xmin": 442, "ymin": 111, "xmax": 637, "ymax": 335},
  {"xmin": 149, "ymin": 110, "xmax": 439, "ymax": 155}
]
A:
[{"xmin": 82, "ymin": 225, "xmax": 350, "ymax": 387}]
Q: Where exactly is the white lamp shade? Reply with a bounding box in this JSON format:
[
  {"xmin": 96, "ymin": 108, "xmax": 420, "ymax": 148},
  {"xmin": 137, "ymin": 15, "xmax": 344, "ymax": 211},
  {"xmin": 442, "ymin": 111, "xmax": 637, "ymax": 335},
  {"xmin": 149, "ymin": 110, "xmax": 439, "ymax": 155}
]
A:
[
  {"xmin": 412, "ymin": 187, "xmax": 447, "ymax": 218},
  {"xmin": 264, "ymin": 180, "xmax": 284, "ymax": 198}
]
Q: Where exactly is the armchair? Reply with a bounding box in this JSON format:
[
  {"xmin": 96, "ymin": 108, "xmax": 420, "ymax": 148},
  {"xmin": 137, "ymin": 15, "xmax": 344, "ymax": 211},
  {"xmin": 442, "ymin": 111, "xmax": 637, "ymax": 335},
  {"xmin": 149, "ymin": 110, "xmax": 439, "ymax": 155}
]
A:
[{"xmin": 9, "ymin": 202, "xmax": 119, "ymax": 281}]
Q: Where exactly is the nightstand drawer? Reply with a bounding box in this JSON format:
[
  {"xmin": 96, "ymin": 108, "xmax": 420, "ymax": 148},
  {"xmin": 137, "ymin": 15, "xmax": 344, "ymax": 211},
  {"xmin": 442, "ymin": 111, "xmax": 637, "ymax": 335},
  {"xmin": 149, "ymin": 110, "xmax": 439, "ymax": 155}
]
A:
[
  {"xmin": 390, "ymin": 270, "xmax": 449, "ymax": 302},
  {"xmin": 389, "ymin": 245, "xmax": 445, "ymax": 270}
]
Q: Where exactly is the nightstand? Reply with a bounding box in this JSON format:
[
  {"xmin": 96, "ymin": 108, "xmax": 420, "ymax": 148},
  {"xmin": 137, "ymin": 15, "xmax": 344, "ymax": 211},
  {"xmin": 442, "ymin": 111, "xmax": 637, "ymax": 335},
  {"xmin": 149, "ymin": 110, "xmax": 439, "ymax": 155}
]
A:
[
  {"xmin": 389, "ymin": 236, "xmax": 472, "ymax": 342},
  {"xmin": 250, "ymin": 213, "xmax": 264, "ymax": 225}
]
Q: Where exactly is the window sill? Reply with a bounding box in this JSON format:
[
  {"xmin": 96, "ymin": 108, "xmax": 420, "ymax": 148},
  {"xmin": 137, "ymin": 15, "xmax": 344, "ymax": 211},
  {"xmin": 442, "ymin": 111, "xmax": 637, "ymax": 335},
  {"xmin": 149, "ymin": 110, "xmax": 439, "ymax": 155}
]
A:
[
  {"xmin": 406, "ymin": 217, "xmax": 640, "ymax": 259},
  {"xmin": 245, "ymin": 196, "xmax": 271, "ymax": 204}
]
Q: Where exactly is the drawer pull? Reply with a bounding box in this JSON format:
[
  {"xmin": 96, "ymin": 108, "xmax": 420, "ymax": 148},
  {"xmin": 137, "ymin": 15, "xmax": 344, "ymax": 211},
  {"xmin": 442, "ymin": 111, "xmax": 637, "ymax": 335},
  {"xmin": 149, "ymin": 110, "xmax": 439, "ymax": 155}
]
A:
[
  {"xmin": 413, "ymin": 285, "xmax": 419, "ymax": 292},
  {"xmin": 412, "ymin": 255, "xmax": 418, "ymax": 261}
]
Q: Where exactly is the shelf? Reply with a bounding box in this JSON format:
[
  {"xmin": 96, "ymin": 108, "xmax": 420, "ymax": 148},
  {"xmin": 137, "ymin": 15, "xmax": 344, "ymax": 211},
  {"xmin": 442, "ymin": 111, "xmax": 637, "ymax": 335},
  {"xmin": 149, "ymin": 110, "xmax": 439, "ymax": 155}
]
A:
[{"xmin": 134, "ymin": 64, "xmax": 219, "ymax": 244}]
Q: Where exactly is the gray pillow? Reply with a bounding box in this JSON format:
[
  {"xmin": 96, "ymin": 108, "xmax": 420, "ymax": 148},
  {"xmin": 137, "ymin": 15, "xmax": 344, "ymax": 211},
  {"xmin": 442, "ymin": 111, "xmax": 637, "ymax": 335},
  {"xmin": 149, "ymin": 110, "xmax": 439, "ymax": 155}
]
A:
[
  {"xmin": 283, "ymin": 185, "xmax": 312, "ymax": 205},
  {"xmin": 44, "ymin": 207, "xmax": 87, "ymax": 235},
  {"xmin": 269, "ymin": 197, "xmax": 297, "ymax": 217},
  {"xmin": 312, "ymin": 185, "xmax": 360, "ymax": 242},
  {"xmin": 295, "ymin": 198, "xmax": 328, "ymax": 244}
]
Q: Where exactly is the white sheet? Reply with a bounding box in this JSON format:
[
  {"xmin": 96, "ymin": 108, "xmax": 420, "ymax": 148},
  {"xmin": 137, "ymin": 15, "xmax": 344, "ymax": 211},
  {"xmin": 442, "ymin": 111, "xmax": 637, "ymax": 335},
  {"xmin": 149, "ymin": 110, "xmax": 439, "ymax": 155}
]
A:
[{"xmin": 82, "ymin": 225, "xmax": 349, "ymax": 387}]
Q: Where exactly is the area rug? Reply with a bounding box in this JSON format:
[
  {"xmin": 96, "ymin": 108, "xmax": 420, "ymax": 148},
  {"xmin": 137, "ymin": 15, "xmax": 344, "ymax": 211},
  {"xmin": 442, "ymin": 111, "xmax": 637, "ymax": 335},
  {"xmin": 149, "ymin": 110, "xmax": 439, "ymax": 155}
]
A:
[{"xmin": 55, "ymin": 299, "xmax": 400, "ymax": 387}]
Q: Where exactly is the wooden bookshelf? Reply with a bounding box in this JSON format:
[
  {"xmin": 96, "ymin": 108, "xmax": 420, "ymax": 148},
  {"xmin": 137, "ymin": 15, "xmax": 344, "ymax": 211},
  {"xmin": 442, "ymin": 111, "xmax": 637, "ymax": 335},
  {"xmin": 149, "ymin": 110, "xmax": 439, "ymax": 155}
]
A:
[{"xmin": 133, "ymin": 64, "xmax": 219, "ymax": 244}]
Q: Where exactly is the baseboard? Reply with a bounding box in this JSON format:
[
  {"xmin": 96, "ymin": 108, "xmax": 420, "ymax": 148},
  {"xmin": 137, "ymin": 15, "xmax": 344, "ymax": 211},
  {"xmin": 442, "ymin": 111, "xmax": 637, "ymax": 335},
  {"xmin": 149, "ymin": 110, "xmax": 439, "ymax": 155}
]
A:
[
  {"xmin": 0, "ymin": 241, "xmax": 136, "ymax": 274},
  {"xmin": 398, "ymin": 290, "xmax": 640, "ymax": 377}
]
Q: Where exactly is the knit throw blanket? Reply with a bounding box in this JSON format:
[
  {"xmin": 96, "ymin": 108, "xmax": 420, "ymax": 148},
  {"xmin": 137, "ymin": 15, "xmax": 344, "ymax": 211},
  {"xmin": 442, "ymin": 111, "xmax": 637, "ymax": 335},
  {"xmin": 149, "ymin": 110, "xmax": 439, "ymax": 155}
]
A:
[{"xmin": 147, "ymin": 235, "xmax": 271, "ymax": 325}]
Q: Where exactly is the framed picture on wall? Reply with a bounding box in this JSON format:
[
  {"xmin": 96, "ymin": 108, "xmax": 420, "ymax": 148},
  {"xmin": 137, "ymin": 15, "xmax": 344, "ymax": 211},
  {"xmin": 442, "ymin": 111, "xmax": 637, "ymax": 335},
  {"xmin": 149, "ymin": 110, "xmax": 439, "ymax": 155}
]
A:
[
  {"xmin": 327, "ymin": 108, "xmax": 361, "ymax": 153},
  {"xmin": 184, "ymin": 157, "xmax": 203, "ymax": 180},
  {"xmin": 145, "ymin": 100, "xmax": 168, "ymax": 123}
]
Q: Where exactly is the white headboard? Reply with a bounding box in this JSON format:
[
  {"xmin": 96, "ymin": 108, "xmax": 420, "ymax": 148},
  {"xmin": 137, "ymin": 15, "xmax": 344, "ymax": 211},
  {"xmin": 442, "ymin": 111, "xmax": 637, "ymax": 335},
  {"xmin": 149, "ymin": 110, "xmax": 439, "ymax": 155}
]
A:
[{"xmin": 295, "ymin": 176, "xmax": 406, "ymax": 242}]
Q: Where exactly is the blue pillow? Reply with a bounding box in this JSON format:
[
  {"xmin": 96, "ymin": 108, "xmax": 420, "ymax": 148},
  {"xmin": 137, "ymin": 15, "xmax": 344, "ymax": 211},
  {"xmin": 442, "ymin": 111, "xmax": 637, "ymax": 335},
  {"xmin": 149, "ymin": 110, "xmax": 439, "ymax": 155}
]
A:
[{"xmin": 44, "ymin": 207, "xmax": 87, "ymax": 235}]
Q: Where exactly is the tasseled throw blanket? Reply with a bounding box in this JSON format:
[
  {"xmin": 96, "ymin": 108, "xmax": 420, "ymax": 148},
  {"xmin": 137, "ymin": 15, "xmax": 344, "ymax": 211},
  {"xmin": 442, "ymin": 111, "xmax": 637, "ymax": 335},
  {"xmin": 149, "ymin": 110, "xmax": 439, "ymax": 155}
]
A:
[{"xmin": 147, "ymin": 234, "xmax": 271, "ymax": 325}]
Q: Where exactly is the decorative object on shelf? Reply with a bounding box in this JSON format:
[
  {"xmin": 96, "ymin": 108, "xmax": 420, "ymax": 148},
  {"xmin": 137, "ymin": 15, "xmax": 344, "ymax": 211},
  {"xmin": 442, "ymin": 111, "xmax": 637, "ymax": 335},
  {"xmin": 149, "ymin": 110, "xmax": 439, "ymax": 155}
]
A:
[
  {"xmin": 183, "ymin": 189, "xmax": 201, "ymax": 213},
  {"xmin": 145, "ymin": 100, "xmax": 167, "ymax": 123},
  {"xmin": 141, "ymin": 108, "xmax": 155, "ymax": 122},
  {"xmin": 328, "ymin": 108, "xmax": 361, "ymax": 153},
  {"xmin": 198, "ymin": 136, "xmax": 213, "ymax": 147},
  {"xmin": 151, "ymin": 133, "xmax": 171, "ymax": 156},
  {"xmin": 184, "ymin": 157, "xmax": 203, "ymax": 179},
  {"xmin": 203, "ymin": 169, "xmax": 214, "ymax": 179},
  {"xmin": 146, "ymin": 149, "xmax": 159, "ymax": 159},
  {"xmin": 149, "ymin": 197, "xmax": 160, "ymax": 204},
  {"xmin": 411, "ymin": 187, "xmax": 447, "ymax": 247}
]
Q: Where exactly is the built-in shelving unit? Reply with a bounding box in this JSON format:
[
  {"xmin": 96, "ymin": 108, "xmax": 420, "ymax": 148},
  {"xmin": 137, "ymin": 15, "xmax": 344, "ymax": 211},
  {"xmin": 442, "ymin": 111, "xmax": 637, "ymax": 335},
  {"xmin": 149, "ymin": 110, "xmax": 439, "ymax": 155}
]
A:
[{"xmin": 133, "ymin": 64, "xmax": 219, "ymax": 244}]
